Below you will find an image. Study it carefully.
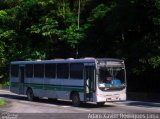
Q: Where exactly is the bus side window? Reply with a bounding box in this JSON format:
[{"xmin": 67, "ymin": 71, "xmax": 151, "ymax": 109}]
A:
[
  {"xmin": 26, "ymin": 64, "xmax": 33, "ymax": 78},
  {"xmin": 57, "ymin": 63, "xmax": 69, "ymax": 79},
  {"xmin": 11, "ymin": 64, "xmax": 19, "ymax": 77},
  {"xmin": 45, "ymin": 64, "xmax": 56, "ymax": 78},
  {"xmin": 70, "ymin": 63, "xmax": 83, "ymax": 80},
  {"xmin": 34, "ymin": 64, "xmax": 44, "ymax": 78}
]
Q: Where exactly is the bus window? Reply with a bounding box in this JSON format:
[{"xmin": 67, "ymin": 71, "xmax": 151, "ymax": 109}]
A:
[
  {"xmin": 45, "ymin": 64, "xmax": 56, "ymax": 78},
  {"xmin": 34, "ymin": 64, "xmax": 44, "ymax": 78},
  {"xmin": 98, "ymin": 67, "xmax": 125, "ymax": 91},
  {"xmin": 11, "ymin": 64, "xmax": 19, "ymax": 77},
  {"xmin": 26, "ymin": 64, "xmax": 33, "ymax": 78},
  {"xmin": 57, "ymin": 63, "xmax": 69, "ymax": 79},
  {"xmin": 70, "ymin": 63, "xmax": 83, "ymax": 79}
]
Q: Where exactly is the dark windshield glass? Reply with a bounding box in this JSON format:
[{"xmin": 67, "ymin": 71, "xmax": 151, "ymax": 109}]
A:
[{"xmin": 98, "ymin": 67, "xmax": 126, "ymax": 91}]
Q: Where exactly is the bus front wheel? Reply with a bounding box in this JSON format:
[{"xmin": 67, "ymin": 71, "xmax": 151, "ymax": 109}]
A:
[
  {"xmin": 27, "ymin": 88, "xmax": 35, "ymax": 101},
  {"xmin": 71, "ymin": 93, "xmax": 81, "ymax": 107}
]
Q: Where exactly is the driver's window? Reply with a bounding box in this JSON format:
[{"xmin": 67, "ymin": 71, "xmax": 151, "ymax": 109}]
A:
[{"xmin": 99, "ymin": 67, "xmax": 112, "ymax": 83}]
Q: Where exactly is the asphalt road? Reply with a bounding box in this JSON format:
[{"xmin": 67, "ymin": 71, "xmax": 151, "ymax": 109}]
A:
[{"xmin": 0, "ymin": 90, "xmax": 160, "ymax": 119}]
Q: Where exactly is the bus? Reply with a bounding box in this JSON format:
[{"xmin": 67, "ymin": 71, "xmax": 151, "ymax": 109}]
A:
[{"xmin": 10, "ymin": 58, "xmax": 127, "ymax": 106}]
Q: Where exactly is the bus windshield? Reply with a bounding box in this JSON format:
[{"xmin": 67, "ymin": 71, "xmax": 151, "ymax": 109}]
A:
[{"xmin": 98, "ymin": 67, "xmax": 126, "ymax": 91}]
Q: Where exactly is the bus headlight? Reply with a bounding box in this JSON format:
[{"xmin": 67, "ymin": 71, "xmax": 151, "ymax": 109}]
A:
[{"xmin": 119, "ymin": 93, "xmax": 126, "ymax": 100}]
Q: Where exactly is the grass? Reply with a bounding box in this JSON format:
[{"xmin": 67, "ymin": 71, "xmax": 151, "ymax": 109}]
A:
[{"xmin": 0, "ymin": 98, "xmax": 6, "ymax": 106}]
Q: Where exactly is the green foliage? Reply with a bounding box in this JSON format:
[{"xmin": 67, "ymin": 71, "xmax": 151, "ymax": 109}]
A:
[
  {"xmin": 0, "ymin": 41, "xmax": 5, "ymax": 66},
  {"xmin": 0, "ymin": 30, "xmax": 16, "ymax": 40},
  {"xmin": 3, "ymin": 81, "xmax": 10, "ymax": 87},
  {"xmin": 148, "ymin": 56, "xmax": 160, "ymax": 68},
  {"xmin": 153, "ymin": 0, "xmax": 160, "ymax": 25},
  {"xmin": 0, "ymin": 0, "xmax": 160, "ymax": 87},
  {"xmin": 0, "ymin": 10, "xmax": 7, "ymax": 17},
  {"xmin": 26, "ymin": 51, "xmax": 46, "ymax": 60},
  {"xmin": 0, "ymin": 98, "xmax": 6, "ymax": 106},
  {"xmin": 63, "ymin": 24, "xmax": 84, "ymax": 48},
  {"xmin": 88, "ymin": 4, "xmax": 113, "ymax": 22},
  {"xmin": 29, "ymin": 18, "xmax": 61, "ymax": 39}
]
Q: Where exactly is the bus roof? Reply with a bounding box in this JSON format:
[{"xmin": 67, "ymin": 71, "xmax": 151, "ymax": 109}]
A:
[{"xmin": 10, "ymin": 58, "xmax": 124, "ymax": 64}]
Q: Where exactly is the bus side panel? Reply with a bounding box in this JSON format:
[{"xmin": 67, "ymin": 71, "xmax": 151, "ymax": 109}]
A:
[
  {"xmin": 24, "ymin": 78, "xmax": 31, "ymax": 94},
  {"xmin": 43, "ymin": 79, "xmax": 61, "ymax": 98},
  {"xmin": 27, "ymin": 78, "xmax": 44, "ymax": 97},
  {"xmin": 92, "ymin": 92, "xmax": 97, "ymax": 102},
  {"xmin": 56, "ymin": 79, "xmax": 84, "ymax": 101},
  {"xmin": 10, "ymin": 77, "xmax": 19, "ymax": 94},
  {"xmin": 79, "ymin": 92, "xmax": 84, "ymax": 101},
  {"xmin": 43, "ymin": 89, "xmax": 57, "ymax": 99},
  {"xmin": 56, "ymin": 91, "xmax": 70, "ymax": 100},
  {"xmin": 32, "ymin": 89, "xmax": 44, "ymax": 97},
  {"xmin": 55, "ymin": 92, "xmax": 85, "ymax": 101}
]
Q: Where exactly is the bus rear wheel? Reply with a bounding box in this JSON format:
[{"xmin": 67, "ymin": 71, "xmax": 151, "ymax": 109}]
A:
[
  {"xmin": 71, "ymin": 93, "xmax": 81, "ymax": 107},
  {"xmin": 27, "ymin": 88, "xmax": 35, "ymax": 101}
]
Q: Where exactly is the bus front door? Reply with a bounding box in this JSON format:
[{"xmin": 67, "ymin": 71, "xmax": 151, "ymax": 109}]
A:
[
  {"xmin": 19, "ymin": 66, "xmax": 25, "ymax": 94},
  {"xmin": 84, "ymin": 66, "xmax": 95, "ymax": 102}
]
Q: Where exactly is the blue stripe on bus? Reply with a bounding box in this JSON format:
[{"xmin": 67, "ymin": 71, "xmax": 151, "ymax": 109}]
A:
[{"xmin": 11, "ymin": 82, "xmax": 84, "ymax": 92}]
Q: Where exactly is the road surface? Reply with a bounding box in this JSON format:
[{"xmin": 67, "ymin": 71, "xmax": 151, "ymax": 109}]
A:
[{"xmin": 0, "ymin": 90, "xmax": 160, "ymax": 119}]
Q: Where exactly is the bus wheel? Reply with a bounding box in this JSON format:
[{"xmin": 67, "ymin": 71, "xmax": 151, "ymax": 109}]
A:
[
  {"xmin": 27, "ymin": 89, "xmax": 34, "ymax": 101},
  {"xmin": 71, "ymin": 93, "xmax": 81, "ymax": 107},
  {"xmin": 97, "ymin": 102, "xmax": 105, "ymax": 106}
]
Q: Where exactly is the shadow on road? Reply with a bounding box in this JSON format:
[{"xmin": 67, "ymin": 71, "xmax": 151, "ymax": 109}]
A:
[
  {"xmin": 0, "ymin": 93, "xmax": 115, "ymax": 108},
  {"xmin": 0, "ymin": 94, "xmax": 26, "ymax": 101},
  {"xmin": 123, "ymin": 101, "xmax": 160, "ymax": 108},
  {"xmin": 34, "ymin": 98, "xmax": 116, "ymax": 108}
]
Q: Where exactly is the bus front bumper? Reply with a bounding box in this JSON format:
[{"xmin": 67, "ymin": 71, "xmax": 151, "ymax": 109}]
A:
[{"xmin": 96, "ymin": 93, "xmax": 126, "ymax": 102}]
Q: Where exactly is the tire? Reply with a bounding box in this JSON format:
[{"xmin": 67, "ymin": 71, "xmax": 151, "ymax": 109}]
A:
[
  {"xmin": 26, "ymin": 88, "xmax": 35, "ymax": 101},
  {"xmin": 97, "ymin": 102, "xmax": 105, "ymax": 106},
  {"xmin": 71, "ymin": 93, "xmax": 81, "ymax": 107}
]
